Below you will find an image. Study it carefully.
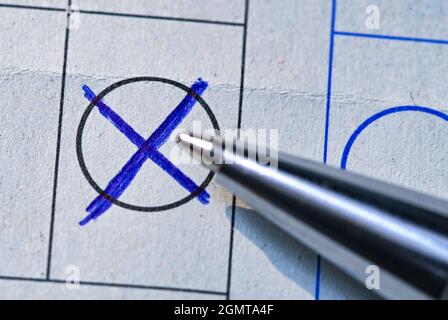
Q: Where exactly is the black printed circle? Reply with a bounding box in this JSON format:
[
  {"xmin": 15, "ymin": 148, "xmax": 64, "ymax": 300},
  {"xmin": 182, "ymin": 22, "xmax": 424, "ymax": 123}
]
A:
[{"xmin": 76, "ymin": 77, "xmax": 220, "ymax": 212}]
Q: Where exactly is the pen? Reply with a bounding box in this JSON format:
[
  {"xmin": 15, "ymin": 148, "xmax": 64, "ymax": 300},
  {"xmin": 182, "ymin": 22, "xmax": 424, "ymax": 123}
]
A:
[{"xmin": 177, "ymin": 133, "xmax": 448, "ymax": 300}]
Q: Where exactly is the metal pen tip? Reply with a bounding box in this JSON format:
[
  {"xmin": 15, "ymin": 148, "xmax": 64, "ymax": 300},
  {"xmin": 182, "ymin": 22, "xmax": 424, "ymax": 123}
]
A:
[
  {"xmin": 177, "ymin": 132, "xmax": 214, "ymax": 152},
  {"xmin": 176, "ymin": 132, "xmax": 226, "ymax": 172}
]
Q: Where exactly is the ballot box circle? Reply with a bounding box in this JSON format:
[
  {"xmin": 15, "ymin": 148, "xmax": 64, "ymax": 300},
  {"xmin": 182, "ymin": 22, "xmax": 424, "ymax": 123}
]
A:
[{"xmin": 76, "ymin": 77, "xmax": 220, "ymax": 212}]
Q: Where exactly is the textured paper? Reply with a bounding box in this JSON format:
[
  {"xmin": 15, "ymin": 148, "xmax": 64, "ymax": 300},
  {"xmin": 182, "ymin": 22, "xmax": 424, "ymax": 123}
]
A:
[{"xmin": 1, "ymin": 0, "xmax": 447, "ymax": 299}]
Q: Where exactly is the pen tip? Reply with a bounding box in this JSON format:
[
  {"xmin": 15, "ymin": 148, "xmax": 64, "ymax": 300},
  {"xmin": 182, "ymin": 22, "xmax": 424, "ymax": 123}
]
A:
[{"xmin": 177, "ymin": 132, "xmax": 214, "ymax": 152}]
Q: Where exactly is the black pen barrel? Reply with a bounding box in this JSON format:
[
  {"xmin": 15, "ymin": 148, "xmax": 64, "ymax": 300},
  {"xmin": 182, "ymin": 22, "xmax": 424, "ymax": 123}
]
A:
[{"xmin": 178, "ymin": 133, "xmax": 448, "ymax": 299}]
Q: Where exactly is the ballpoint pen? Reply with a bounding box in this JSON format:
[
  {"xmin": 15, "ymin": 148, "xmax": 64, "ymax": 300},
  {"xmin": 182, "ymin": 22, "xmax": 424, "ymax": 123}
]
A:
[{"xmin": 177, "ymin": 133, "xmax": 448, "ymax": 300}]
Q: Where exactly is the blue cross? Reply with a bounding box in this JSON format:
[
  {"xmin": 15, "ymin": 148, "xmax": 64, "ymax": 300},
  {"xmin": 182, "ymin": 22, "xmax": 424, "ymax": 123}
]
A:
[{"xmin": 79, "ymin": 79, "xmax": 210, "ymax": 226}]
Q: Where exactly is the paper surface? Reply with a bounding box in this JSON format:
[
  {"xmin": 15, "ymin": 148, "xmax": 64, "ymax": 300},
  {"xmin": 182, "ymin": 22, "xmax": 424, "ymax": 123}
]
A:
[{"xmin": 1, "ymin": 0, "xmax": 447, "ymax": 299}]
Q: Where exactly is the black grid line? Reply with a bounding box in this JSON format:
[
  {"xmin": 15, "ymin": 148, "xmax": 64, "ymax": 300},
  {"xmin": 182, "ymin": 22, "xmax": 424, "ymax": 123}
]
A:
[
  {"xmin": 0, "ymin": 275, "xmax": 226, "ymax": 296},
  {"xmin": 226, "ymin": 196, "xmax": 237, "ymax": 299},
  {"xmin": 0, "ymin": 2, "xmax": 243, "ymax": 27},
  {"xmin": 0, "ymin": 3, "xmax": 65, "ymax": 12},
  {"xmin": 0, "ymin": 0, "xmax": 249, "ymax": 298},
  {"xmin": 225, "ymin": 0, "xmax": 249, "ymax": 300},
  {"xmin": 46, "ymin": 0, "xmax": 72, "ymax": 280}
]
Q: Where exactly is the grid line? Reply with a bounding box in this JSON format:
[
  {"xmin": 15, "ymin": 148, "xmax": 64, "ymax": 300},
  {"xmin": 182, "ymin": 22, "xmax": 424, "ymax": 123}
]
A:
[
  {"xmin": 0, "ymin": 2, "xmax": 243, "ymax": 27},
  {"xmin": 46, "ymin": 0, "xmax": 72, "ymax": 281},
  {"xmin": 0, "ymin": 3, "xmax": 65, "ymax": 12},
  {"xmin": 0, "ymin": 275, "xmax": 226, "ymax": 296},
  {"xmin": 318, "ymin": 0, "xmax": 448, "ymax": 300},
  {"xmin": 334, "ymin": 31, "xmax": 448, "ymax": 45},
  {"xmin": 317, "ymin": 0, "xmax": 338, "ymax": 301},
  {"xmin": 225, "ymin": 0, "xmax": 249, "ymax": 301},
  {"xmin": 79, "ymin": 9, "xmax": 244, "ymax": 27}
]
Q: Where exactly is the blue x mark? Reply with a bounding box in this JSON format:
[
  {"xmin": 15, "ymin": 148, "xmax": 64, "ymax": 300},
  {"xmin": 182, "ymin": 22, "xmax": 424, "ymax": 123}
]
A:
[{"xmin": 79, "ymin": 79, "xmax": 210, "ymax": 226}]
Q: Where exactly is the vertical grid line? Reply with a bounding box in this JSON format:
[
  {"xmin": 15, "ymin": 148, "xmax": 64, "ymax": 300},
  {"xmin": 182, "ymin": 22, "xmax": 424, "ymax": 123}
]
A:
[
  {"xmin": 46, "ymin": 0, "xmax": 72, "ymax": 280},
  {"xmin": 316, "ymin": 0, "xmax": 338, "ymax": 300},
  {"xmin": 226, "ymin": 0, "xmax": 250, "ymax": 300}
]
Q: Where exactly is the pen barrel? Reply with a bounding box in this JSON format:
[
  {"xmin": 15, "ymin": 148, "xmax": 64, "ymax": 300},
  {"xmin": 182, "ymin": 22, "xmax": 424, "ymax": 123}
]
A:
[{"xmin": 213, "ymin": 147, "xmax": 448, "ymax": 300}]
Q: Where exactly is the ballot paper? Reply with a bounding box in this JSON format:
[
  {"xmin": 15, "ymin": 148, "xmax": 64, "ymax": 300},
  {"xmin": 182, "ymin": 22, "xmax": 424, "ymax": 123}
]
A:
[{"xmin": 1, "ymin": 0, "xmax": 448, "ymax": 300}]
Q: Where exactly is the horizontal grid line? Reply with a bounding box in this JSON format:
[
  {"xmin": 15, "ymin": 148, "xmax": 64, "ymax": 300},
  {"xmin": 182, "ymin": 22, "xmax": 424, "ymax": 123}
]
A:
[
  {"xmin": 335, "ymin": 31, "xmax": 448, "ymax": 45},
  {"xmin": 0, "ymin": 3, "xmax": 65, "ymax": 12},
  {"xmin": 0, "ymin": 275, "xmax": 227, "ymax": 296},
  {"xmin": 79, "ymin": 9, "xmax": 244, "ymax": 26},
  {"xmin": 0, "ymin": 3, "xmax": 244, "ymax": 27}
]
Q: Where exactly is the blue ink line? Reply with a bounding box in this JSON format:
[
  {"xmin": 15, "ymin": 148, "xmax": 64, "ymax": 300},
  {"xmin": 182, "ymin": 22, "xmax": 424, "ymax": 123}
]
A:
[
  {"xmin": 334, "ymin": 31, "xmax": 448, "ymax": 46},
  {"xmin": 81, "ymin": 85, "xmax": 210, "ymax": 205},
  {"xmin": 323, "ymin": 0, "xmax": 337, "ymax": 165},
  {"xmin": 80, "ymin": 79, "xmax": 209, "ymax": 225},
  {"xmin": 341, "ymin": 106, "xmax": 448, "ymax": 170},
  {"xmin": 315, "ymin": 256, "xmax": 321, "ymax": 300},
  {"xmin": 145, "ymin": 79, "xmax": 208, "ymax": 149},
  {"xmin": 317, "ymin": 0, "xmax": 337, "ymax": 300},
  {"xmin": 83, "ymin": 86, "xmax": 144, "ymax": 148}
]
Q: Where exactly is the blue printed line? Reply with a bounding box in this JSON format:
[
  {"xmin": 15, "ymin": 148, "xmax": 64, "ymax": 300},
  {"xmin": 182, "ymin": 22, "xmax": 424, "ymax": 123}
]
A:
[
  {"xmin": 80, "ymin": 79, "xmax": 209, "ymax": 225},
  {"xmin": 317, "ymin": 0, "xmax": 337, "ymax": 300},
  {"xmin": 334, "ymin": 31, "xmax": 448, "ymax": 46},
  {"xmin": 315, "ymin": 256, "xmax": 321, "ymax": 300},
  {"xmin": 341, "ymin": 106, "xmax": 448, "ymax": 170},
  {"xmin": 323, "ymin": 0, "xmax": 337, "ymax": 165}
]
